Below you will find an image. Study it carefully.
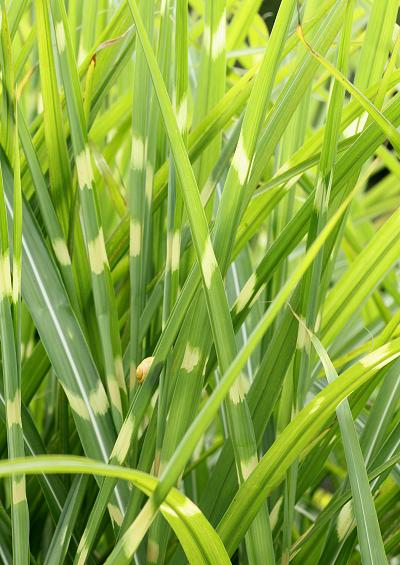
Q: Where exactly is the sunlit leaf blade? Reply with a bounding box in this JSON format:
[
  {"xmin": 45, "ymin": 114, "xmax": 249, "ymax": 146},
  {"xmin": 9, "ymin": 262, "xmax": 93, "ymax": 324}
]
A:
[{"xmin": 0, "ymin": 456, "xmax": 231, "ymax": 565}]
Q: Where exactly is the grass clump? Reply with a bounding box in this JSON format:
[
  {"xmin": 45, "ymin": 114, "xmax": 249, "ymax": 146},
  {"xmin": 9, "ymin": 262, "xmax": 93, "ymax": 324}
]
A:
[{"xmin": 0, "ymin": 0, "xmax": 399, "ymax": 563}]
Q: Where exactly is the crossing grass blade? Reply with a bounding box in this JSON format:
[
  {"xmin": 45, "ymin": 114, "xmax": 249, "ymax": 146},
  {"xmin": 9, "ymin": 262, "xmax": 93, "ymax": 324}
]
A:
[
  {"xmin": 0, "ymin": 455, "xmax": 231, "ymax": 565},
  {"xmin": 217, "ymin": 336, "xmax": 400, "ymax": 556}
]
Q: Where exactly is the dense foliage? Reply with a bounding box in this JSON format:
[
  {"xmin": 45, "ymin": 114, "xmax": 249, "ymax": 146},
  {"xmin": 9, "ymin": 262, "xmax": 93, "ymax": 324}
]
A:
[{"xmin": 0, "ymin": 0, "xmax": 399, "ymax": 563}]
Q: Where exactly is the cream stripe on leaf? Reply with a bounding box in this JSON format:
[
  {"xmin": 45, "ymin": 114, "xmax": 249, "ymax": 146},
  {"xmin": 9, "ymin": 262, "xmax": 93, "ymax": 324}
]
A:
[
  {"xmin": 201, "ymin": 236, "xmax": 217, "ymax": 289},
  {"xmin": 87, "ymin": 228, "xmax": 109, "ymax": 275},
  {"xmin": 108, "ymin": 504, "xmax": 124, "ymax": 527},
  {"xmin": 12, "ymin": 477, "xmax": 27, "ymax": 505},
  {"xmin": 52, "ymin": 238, "xmax": 71, "ymax": 266},
  {"xmin": 181, "ymin": 344, "xmax": 201, "ymax": 373},
  {"xmin": 129, "ymin": 220, "xmax": 142, "ymax": 257},
  {"xmin": 63, "ymin": 386, "xmax": 91, "ymax": 421},
  {"xmin": 210, "ymin": 10, "xmax": 226, "ymax": 60},
  {"xmin": 176, "ymin": 96, "xmax": 188, "ymax": 133},
  {"xmin": 76, "ymin": 145, "xmax": 94, "ymax": 190},
  {"xmin": 107, "ymin": 377, "xmax": 123, "ymax": 416},
  {"xmin": 89, "ymin": 380, "xmax": 110, "ymax": 416},
  {"xmin": 131, "ymin": 135, "xmax": 146, "ymax": 171},
  {"xmin": 55, "ymin": 20, "xmax": 66, "ymax": 52},
  {"xmin": 171, "ymin": 231, "xmax": 181, "ymax": 272},
  {"xmin": 234, "ymin": 272, "xmax": 257, "ymax": 314},
  {"xmin": 6, "ymin": 389, "xmax": 22, "ymax": 427},
  {"xmin": 229, "ymin": 373, "xmax": 250, "ymax": 405},
  {"xmin": 114, "ymin": 356, "xmax": 125, "ymax": 390},
  {"xmin": 112, "ymin": 414, "xmax": 135, "ymax": 464},
  {"xmin": 232, "ymin": 132, "xmax": 250, "ymax": 186},
  {"xmin": 241, "ymin": 455, "xmax": 258, "ymax": 481},
  {"xmin": 0, "ymin": 252, "xmax": 12, "ymax": 299}
]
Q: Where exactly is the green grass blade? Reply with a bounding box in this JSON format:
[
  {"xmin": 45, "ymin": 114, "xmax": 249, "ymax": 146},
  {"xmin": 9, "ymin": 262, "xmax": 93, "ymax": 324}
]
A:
[
  {"xmin": 34, "ymin": 0, "xmax": 72, "ymax": 234},
  {"xmin": 43, "ymin": 475, "xmax": 89, "ymax": 565},
  {"xmin": 50, "ymin": 0, "xmax": 127, "ymax": 428},
  {"xmin": 0, "ymin": 7, "xmax": 29, "ymax": 562},
  {"xmin": 0, "ymin": 455, "xmax": 231, "ymax": 565},
  {"xmin": 297, "ymin": 25, "xmax": 400, "ymax": 153},
  {"xmin": 294, "ymin": 314, "xmax": 387, "ymax": 564}
]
